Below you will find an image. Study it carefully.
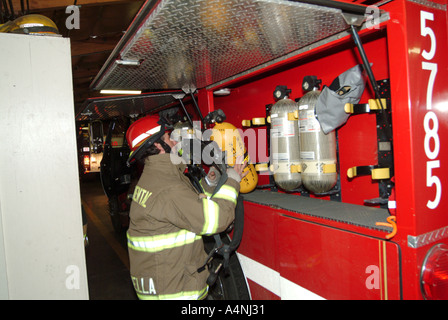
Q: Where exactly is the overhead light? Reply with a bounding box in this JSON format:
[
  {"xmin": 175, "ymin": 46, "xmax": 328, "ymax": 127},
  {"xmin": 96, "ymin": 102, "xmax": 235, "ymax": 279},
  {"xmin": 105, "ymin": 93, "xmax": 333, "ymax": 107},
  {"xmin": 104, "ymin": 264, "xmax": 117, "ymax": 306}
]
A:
[
  {"xmin": 100, "ymin": 90, "xmax": 142, "ymax": 95},
  {"xmin": 213, "ymin": 88, "xmax": 231, "ymax": 96},
  {"xmin": 115, "ymin": 59, "xmax": 141, "ymax": 66}
]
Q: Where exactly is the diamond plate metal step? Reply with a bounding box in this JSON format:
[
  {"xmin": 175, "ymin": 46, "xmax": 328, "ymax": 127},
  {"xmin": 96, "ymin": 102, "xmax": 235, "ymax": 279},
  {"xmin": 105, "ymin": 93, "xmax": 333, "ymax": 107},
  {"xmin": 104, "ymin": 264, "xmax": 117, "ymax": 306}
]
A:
[{"xmin": 91, "ymin": 0, "xmax": 360, "ymax": 92}]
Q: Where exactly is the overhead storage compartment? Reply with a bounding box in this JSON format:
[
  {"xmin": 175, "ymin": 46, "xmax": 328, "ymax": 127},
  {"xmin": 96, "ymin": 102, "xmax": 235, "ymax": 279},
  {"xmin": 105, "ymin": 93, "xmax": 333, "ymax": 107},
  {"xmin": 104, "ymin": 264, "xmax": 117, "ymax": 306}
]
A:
[{"xmin": 90, "ymin": 0, "xmax": 376, "ymax": 93}]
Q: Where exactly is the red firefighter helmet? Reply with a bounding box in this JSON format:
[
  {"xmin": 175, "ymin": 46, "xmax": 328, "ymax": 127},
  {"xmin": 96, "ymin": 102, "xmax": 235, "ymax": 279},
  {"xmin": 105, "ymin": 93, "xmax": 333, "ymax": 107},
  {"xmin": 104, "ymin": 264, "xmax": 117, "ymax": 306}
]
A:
[{"xmin": 126, "ymin": 114, "xmax": 165, "ymax": 163}]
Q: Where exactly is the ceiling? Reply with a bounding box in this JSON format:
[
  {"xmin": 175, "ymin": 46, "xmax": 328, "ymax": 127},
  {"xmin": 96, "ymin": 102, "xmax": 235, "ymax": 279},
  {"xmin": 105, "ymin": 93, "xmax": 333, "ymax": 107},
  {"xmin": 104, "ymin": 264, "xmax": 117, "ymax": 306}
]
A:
[{"xmin": 3, "ymin": 0, "xmax": 145, "ymax": 112}]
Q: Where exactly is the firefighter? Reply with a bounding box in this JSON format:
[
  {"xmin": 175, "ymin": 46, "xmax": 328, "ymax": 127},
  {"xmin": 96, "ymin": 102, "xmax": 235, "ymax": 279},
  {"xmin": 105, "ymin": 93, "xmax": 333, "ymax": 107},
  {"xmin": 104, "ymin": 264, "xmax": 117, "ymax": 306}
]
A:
[{"xmin": 125, "ymin": 114, "xmax": 246, "ymax": 300}]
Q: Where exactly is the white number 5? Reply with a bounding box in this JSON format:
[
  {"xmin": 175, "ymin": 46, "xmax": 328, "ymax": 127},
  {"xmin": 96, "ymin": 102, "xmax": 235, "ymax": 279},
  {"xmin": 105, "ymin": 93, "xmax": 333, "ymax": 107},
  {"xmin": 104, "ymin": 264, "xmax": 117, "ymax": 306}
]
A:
[
  {"xmin": 426, "ymin": 160, "xmax": 442, "ymax": 209},
  {"xmin": 421, "ymin": 11, "xmax": 436, "ymax": 60}
]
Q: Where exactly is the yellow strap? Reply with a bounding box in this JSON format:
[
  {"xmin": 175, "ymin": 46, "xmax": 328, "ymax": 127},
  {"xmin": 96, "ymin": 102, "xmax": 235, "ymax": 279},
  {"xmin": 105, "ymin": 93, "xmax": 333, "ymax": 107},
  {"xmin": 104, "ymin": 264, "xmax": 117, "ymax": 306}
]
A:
[
  {"xmin": 241, "ymin": 119, "xmax": 251, "ymax": 127},
  {"xmin": 344, "ymin": 103, "xmax": 354, "ymax": 114},
  {"xmin": 255, "ymin": 163, "xmax": 269, "ymax": 172},
  {"xmin": 347, "ymin": 166, "xmax": 390, "ymax": 179},
  {"xmin": 252, "ymin": 117, "xmax": 266, "ymax": 125},
  {"xmin": 368, "ymin": 98, "xmax": 387, "ymax": 110},
  {"xmin": 347, "ymin": 167, "xmax": 357, "ymax": 178},
  {"xmin": 288, "ymin": 112, "xmax": 298, "ymax": 121},
  {"xmin": 344, "ymin": 99, "xmax": 387, "ymax": 114},
  {"xmin": 372, "ymin": 168, "xmax": 390, "ymax": 180},
  {"xmin": 323, "ymin": 163, "xmax": 336, "ymax": 173},
  {"xmin": 242, "ymin": 117, "xmax": 267, "ymax": 126}
]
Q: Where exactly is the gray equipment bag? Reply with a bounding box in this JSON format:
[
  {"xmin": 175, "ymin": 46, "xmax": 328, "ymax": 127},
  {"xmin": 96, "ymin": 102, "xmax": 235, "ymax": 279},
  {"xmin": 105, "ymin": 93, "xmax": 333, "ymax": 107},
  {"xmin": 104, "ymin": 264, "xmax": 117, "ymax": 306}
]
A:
[{"xmin": 315, "ymin": 64, "xmax": 366, "ymax": 134}]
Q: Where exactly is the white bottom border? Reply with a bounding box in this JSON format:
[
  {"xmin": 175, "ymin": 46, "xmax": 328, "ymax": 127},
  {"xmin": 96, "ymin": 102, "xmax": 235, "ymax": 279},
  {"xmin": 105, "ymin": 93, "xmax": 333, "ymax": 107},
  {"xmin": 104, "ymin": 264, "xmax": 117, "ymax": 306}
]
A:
[{"xmin": 236, "ymin": 253, "xmax": 325, "ymax": 300}]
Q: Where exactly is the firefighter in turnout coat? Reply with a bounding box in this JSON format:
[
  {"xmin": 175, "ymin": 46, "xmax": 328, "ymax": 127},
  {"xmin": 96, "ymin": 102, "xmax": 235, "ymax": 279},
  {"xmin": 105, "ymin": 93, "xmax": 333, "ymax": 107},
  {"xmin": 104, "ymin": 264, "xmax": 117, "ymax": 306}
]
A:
[{"xmin": 125, "ymin": 115, "xmax": 246, "ymax": 300}]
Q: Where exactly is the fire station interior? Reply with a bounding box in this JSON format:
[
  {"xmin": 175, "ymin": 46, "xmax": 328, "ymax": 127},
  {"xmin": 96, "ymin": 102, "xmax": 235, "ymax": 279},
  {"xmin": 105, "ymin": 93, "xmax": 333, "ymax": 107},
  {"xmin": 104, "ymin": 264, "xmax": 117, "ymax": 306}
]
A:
[{"xmin": 1, "ymin": 0, "xmax": 447, "ymax": 300}]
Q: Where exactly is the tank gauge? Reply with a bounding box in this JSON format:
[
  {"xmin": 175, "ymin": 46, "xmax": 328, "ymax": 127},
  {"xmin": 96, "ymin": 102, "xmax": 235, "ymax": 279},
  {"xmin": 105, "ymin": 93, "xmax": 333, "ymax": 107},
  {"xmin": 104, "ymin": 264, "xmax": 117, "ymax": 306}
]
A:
[
  {"xmin": 273, "ymin": 85, "xmax": 291, "ymax": 100},
  {"xmin": 302, "ymin": 76, "xmax": 321, "ymax": 92}
]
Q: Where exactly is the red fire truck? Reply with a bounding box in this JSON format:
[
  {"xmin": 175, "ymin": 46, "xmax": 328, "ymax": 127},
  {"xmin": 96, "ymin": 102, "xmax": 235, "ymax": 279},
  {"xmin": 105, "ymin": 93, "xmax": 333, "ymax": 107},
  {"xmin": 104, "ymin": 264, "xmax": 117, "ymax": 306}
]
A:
[
  {"xmin": 77, "ymin": 121, "xmax": 104, "ymax": 175},
  {"xmin": 77, "ymin": 0, "xmax": 448, "ymax": 300}
]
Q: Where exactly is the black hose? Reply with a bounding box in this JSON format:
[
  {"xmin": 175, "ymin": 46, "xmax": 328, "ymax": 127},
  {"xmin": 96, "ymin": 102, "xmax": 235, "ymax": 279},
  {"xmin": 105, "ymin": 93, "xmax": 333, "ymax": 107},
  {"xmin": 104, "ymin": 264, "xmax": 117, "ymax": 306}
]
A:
[
  {"xmin": 228, "ymin": 195, "xmax": 244, "ymax": 252},
  {"xmin": 350, "ymin": 25, "xmax": 392, "ymax": 141},
  {"xmin": 288, "ymin": 0, "xmax": 367, "ymax": 15}
]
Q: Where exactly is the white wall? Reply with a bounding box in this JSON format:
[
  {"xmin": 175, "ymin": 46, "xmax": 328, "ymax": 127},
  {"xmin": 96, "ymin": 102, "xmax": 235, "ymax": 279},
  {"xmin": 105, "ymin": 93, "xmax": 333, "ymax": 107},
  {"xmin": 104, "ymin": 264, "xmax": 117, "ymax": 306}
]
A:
[{"xmin": 0, "ymin": 33, "xmax": 89, "ymax": 299}]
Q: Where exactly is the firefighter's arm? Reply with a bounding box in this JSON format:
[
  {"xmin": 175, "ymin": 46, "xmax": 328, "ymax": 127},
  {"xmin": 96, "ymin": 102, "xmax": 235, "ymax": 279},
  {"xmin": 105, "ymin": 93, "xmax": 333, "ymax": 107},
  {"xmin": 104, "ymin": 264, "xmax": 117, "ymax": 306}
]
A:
[{"xmin": 170, "ymin": 170, "xmax": 242, "ymax": 236}]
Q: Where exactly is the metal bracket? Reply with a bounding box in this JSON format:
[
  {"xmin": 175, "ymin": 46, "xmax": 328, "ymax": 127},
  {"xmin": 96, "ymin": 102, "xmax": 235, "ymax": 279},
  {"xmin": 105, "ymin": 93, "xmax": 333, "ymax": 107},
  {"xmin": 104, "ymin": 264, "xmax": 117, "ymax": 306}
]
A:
[
  {"xmin": 342, "ymin": 12, "xmax": 365, "ymax": 26},
  {"xmin": 182, "ymin": 85, "xmax": 197, "ymax": 95},
  {"xmin": 171, "ymin": 93, "xmax": 185, "ymax": 100}
]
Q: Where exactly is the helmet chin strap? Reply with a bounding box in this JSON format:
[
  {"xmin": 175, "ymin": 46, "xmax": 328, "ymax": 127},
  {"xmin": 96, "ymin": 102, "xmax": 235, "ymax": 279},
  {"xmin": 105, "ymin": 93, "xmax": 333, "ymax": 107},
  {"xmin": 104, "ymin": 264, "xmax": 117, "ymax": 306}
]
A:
[{"xmin": 157, "ymin": 139, "xmax": 172, "ymax": 154}]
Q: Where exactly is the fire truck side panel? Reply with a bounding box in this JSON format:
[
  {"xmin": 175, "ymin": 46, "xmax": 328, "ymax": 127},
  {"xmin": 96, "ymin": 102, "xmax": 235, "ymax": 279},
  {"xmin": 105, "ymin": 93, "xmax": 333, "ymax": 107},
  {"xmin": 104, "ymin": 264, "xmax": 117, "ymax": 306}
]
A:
[
  {"xmin": 246, "ymin": 279, "xmax": 280, "ymax": 300},
  {"xmin": 237, "ymin": 200, "xmax": 401, "ymax": 300},
  {"xmin": 383, "ymin": 0, "xmax": 420, "ymax": 298},
  {"xmin": 404, "ymin": 2, "xmax": 448, "ymax": 235},
  {"xmin": 278, "ymin": 216, "xmax": 401, "ymax": 300},
  {"xmin": 383, "ymin": 0, "xmax": 448, "ymax": 299},
  {"xmin": 237, "ymin": 202, "xmax": 279, "ymax": 277}
]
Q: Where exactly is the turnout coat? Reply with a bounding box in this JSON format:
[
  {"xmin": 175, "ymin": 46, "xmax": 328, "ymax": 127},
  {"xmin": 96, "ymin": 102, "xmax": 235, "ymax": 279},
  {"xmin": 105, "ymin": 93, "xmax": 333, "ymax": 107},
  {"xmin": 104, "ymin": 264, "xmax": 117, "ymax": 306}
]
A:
[{"xmin": 127, "ymin": 153, "xmax": 239, "ymax": 300}]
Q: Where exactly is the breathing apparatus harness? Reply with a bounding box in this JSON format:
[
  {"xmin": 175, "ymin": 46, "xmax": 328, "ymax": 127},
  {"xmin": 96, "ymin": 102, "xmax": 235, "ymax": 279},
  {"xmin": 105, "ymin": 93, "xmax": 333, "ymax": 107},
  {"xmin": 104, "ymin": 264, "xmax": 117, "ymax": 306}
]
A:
[{"xmin": 192, "ymin": 161, "xmax": 245, "ymax": 286}]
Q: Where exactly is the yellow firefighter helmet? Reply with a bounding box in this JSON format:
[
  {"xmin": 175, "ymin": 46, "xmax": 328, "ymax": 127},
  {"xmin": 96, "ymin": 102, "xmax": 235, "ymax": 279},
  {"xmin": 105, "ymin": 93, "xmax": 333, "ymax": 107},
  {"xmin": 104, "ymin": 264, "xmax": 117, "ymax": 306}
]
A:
[
  {"xmin": 0, "ymin": 14, "xmax": 59, "ymax": 35},
  {"xmin": 211, "ymin": 122, "xmax": 258, "ymax": 193}
]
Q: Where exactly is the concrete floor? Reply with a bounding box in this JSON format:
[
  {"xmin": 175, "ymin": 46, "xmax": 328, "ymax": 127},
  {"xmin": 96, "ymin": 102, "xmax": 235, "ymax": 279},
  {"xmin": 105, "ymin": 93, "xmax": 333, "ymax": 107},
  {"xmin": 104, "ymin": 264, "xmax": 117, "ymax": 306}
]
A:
[{"xmin": 80, "ymin": 174, "xmax": 137, "ymax": 300}]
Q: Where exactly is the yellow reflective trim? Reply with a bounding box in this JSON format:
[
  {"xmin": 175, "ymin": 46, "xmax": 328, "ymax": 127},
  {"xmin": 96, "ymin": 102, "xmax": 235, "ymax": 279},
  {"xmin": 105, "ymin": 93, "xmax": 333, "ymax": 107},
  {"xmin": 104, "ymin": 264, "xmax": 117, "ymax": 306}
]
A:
[
  {"xmin": 136, "ymin": 286, "xmax": 208, "ymax": 300},
  {"xmin": 212, "ymin": 185, "xmax": 238, "ymax": 204},
  {"xmin": 202, "ymin": 198, "xmax": 219, "ymax": 235},
  {"xmin": 127, "ymin": 230, "xmax": 201, "ymax": 253}
]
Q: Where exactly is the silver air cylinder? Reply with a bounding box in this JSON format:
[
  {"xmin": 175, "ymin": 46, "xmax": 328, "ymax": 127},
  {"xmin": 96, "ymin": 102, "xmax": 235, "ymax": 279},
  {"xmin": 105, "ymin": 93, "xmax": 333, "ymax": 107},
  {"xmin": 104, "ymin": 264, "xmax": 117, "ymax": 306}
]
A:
[
  {"xmin": 270, "ymin": 98, "xmax": 302, "ymax": 191},
  {"xmin": 298, "ymin": 90, "xmax": 337, "ymax": 194}
]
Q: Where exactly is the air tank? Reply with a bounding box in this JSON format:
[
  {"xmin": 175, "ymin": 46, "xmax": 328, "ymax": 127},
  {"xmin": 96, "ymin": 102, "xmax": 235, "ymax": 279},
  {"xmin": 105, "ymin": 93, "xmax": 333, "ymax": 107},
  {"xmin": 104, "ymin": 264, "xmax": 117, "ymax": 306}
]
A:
[
  {"xmin": 298, "ymin": 90, "xmax": 338, "ymax": 194},
  {"xmin": 270, "ymin": 98, "xmax": 302, "ymax": 191}
]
